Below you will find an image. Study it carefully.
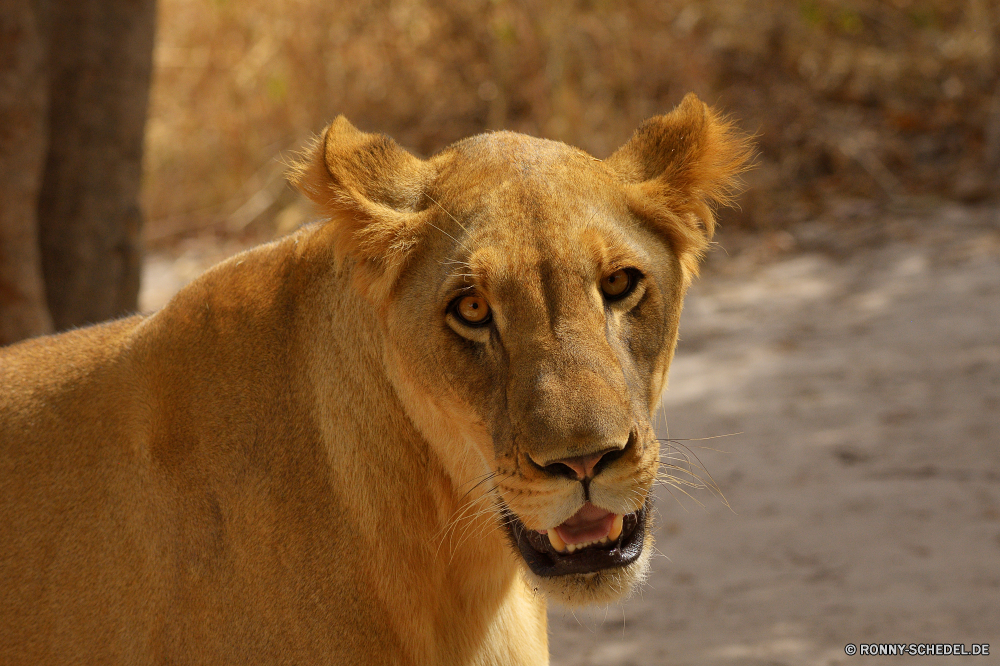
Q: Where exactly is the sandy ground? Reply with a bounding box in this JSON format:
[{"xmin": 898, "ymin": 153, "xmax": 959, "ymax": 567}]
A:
[{"xmin": 140, "ymin": 202, "xmax": 1000, "ymax": 666}]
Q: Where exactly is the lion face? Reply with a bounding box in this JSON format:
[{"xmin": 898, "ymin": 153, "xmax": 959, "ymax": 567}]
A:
[
  {"xmin": 291, "ymin": 94, "xmax": 751, "ymax": 605},
  {"xmin": 383, "ymin": 144, "xmax": 683, "ymax": 604}
]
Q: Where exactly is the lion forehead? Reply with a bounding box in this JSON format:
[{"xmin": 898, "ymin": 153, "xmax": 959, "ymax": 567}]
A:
[
  {"xmin": 444, "ymin": 130, "xmax": 593, "ymax": 167},
  {"xmin": 431, "ymin": 133, "xmax": 617, "ymax": 208}
]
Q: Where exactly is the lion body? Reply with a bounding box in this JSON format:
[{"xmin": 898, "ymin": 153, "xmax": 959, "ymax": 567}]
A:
[
  {"xmin": 0, "ymin": 95, "xmax": 750, "ymax": 664},
  {"xmin": 0, "ymin": 235, "xmax": 546, "ymax": 664}
]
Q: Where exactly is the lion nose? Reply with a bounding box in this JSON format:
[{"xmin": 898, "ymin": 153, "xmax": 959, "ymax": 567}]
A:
[{"xmin": 536, "ymin": 444, "xmax": 629, "ymax": 481}]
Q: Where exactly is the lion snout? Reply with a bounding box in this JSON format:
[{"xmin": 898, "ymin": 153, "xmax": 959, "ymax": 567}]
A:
[{"xmin": 527, "ymin": 430, "xmax": 636, "ymax": 481}]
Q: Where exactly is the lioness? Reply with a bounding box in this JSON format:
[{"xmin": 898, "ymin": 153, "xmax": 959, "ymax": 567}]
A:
[{"xmin": 0, "ymin": 94, "xmax": 750, "ymax": 664}]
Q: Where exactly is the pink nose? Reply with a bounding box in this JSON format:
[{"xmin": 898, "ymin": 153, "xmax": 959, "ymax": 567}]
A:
[
  {"xmin": 532, "ymin": 435, "xmax": 633, "ymax": 481},
  {"xmin": 552, "ymin": 453, "xmax": 605, "ymax": 480}
]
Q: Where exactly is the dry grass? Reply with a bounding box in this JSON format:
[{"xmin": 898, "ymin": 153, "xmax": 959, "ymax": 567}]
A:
[{"xmin": 143, "ymin": 0, "xmax": 1000, "ymax": 243}]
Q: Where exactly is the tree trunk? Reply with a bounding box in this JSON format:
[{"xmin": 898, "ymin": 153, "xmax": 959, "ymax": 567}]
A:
[
  {"xmin": 37, "ymin": 0, "xmax": 156, "ymax": 330},
  {"xmin": 0, "ymin": 0, "xmax": 55, "ymax": 345}
]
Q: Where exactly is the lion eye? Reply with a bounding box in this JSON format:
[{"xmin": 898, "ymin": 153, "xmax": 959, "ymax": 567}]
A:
[
  {"xmin": 600, "ymin": 269, "xmax": 633, "ymax": 300},
  {"xmin": 454, "ymin": 295, "xmax": 492, "ymax": 326}
]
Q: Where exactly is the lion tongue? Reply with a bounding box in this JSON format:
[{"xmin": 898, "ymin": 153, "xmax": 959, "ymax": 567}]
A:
[{"xmin": 547, "ymin": 503, "xmax": 618, "ymax": 552}]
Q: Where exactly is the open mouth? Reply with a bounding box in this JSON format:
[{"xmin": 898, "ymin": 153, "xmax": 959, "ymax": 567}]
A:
[{"xmin": 502, "ymin": 499, "xmax": 649, "ymax": 577}]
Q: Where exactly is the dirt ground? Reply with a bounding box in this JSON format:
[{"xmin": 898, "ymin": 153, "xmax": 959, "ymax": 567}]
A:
[{"xmin": 140, "ymin": 201, "xmax": 1000, "ymax": 666}]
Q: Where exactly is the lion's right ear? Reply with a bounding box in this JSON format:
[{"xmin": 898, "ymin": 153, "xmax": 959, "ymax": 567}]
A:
[{"xmin": 289, "ymin": 117, "xmax": 435, "ymax": 296}]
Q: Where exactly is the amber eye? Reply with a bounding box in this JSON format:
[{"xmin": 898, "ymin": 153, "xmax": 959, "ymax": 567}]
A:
[
  {"xmin": 454, "ymin": 295, "xmax": 492, "ymax": 326},
  {"xmin": 600, "ymin": 269, "xmax": 633, "ymax": 300}
]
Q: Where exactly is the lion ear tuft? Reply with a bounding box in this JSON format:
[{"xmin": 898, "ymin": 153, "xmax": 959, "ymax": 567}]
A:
[
  {"xmin": 606, "ymin": 94, "xmax": 755, "ymax": 281},
  {"xmin": 289, "ymin": 117, "xmax": 435, "ymax": 297}
]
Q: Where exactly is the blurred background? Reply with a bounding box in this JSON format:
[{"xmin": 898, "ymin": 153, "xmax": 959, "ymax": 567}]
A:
[
  {"xmin": 3, "ymin": 0, "xmax": 999, "ymax": 334},
  {"xmin": 144, "ymin": 0, "xmax": 999, "ymax": 242},
  {"xmin": 2, "ymin": 1, "xmax": 999, "ymax": 664},
  {"xmin": 141, "ymin": 0, "xmax": 1000, "ymax": 315}
]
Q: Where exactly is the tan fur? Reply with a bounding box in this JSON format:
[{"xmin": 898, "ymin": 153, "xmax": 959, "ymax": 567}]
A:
[{"xmin": 0, "ymin": 94, "xmax": 751, "ymax": 665}]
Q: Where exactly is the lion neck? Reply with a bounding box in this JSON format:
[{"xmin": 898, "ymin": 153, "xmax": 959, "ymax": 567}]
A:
[{"xmin": 296, "ymin": 229, "xmax": 546, "ymax": 662}]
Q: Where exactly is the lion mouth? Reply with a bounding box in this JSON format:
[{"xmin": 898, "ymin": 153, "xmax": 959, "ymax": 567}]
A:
[{"xmin": 502, "ymin": 500, "xmax": 648, "ymax": 577}]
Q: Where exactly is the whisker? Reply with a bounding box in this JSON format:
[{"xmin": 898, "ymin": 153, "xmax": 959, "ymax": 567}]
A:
[
  {"xmin": 656, "ymin": 480, "xmax": 708, "ymax": 509},
  {"xmin": 454, "ymin": 468, "xmax": 497, "ymax": 488},
  {"xmin": 425, "ymin": 220, "xmax": 470, "ymax": 254},
  {"xmin": 444, "ymin": 476, "xmax": 514, "ymax": 561},
  {"xmin": 459, "ymin": 471, "xmax": 500, "ymax": 502},
  {"xmin": 657, "ymin": 432, "xmax": 743, "ymax": 442},
  {"xmin": 425, "ymin": 194, "xmax": 470, "ymax": 235},
  {"xmin": 434, "ymin": 470, "xmax": 514, "ymax": 560},
  {"xmin": 656, "ymin": 437, "xmax": 732, "ymax": 507}
]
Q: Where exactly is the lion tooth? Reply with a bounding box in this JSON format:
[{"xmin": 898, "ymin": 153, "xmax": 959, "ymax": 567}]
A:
[
  {"xmin": 548, "ymin": 529, "xmax": 567, "ymax": 553},
  {"xmin": 609, "ymin": 514, "xmax": 624, "ymax": 541},
  {"xmin": 551, "ymin": 528, "xmax": 619, "ymax": 554}
]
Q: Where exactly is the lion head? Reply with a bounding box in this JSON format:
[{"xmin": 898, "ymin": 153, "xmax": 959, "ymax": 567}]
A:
[{"xmin": 292, "ymin": 94, "xmax": 751, "ymax": 606}]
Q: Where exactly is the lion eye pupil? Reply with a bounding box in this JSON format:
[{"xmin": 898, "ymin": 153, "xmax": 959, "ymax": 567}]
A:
[
  {"xmin": 456, "ymin": 295, "xmax": 491, "ymax": 325},
  {"xmin": 601, "ymin": 270, "xmax": 631, "ymax": 298}
]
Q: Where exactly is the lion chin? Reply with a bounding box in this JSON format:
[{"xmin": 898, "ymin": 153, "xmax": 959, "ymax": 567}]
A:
[
  {"xmin": 1, "ymin": 93, "xmax": 751, "ymax": 665},
  {"xmin": 535, "ymin": 544, "xmax": 654, "ymax": 608}
]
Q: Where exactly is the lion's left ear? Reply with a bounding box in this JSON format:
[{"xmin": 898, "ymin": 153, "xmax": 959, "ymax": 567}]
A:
[
  {"xmin": 605, "ymin": 94, "xmax": 754, "ymax": 281},
  {"xmin": 289, "ymin": 116, "xmax": 435, "ymax": 298}
]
